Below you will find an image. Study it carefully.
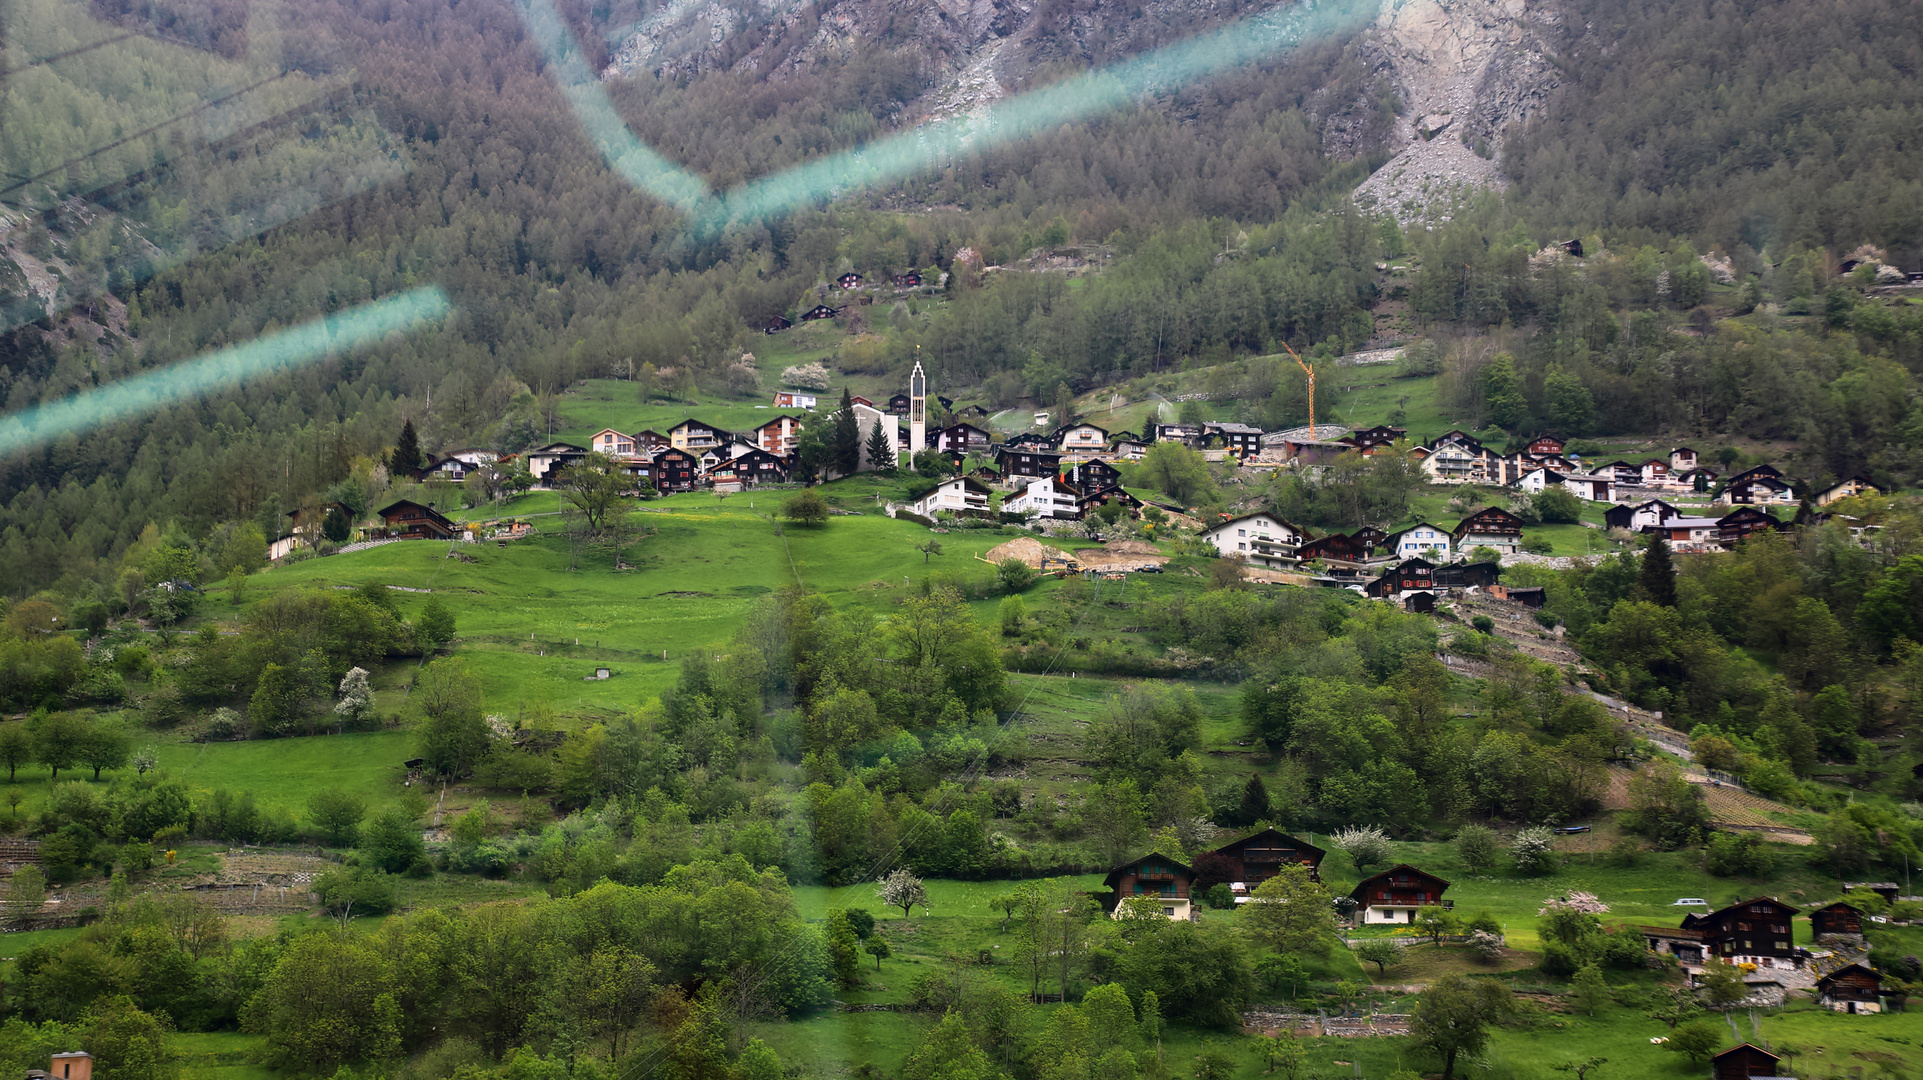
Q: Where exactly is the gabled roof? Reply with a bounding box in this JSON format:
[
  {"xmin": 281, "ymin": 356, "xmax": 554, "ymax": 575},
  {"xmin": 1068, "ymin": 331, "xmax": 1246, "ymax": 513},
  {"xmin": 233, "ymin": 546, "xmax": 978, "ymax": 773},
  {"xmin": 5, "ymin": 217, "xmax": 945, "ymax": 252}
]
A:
[
  {"xmin": 1350, "ymin": 863, "xmax": 1450, "ymax": 900},
  {"xmin": 376, "ymin": 499, "xmax": 455, "ymax": 527},
  {"xmin": 1684, "ymin": 896, "xmax": 1800, "ymax": 927},
  {"xmin": 1210, "ymin": 827, "xmax": 1327, "ymax": 865},
  {"xmin": 1816, "ymin": 962, "xmax": 1881, "ymax": 987},
  {"xmin": 529, "ymin": 441, "xmax": 588, "ymax": 453},
  {"xmin": 1102, "ymin": 851, "xmax": 1193, "ymax": 891},
  {"xmin": 1711, "ymin": 1043, "xmax": 1779, "ymax": 1066},
  {"xmin": 1389, "ymin": 522, "xmax": 1451, "ymax": 540},
  {"xmin": 1204, "ymin": 511, "xmax": 1299, "ymax": 536}
]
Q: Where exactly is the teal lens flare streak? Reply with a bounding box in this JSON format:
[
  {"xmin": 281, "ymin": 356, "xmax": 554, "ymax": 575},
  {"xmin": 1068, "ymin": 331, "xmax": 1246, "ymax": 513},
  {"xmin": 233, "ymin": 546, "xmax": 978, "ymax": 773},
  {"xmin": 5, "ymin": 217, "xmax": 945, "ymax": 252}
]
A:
[
  {"xmin": 0, "ymin": 287, "xmax": 451, "ymax": 459},
  {"xmin": 523, "ymin": 0, "xmax": 1376, "ymax": 225}
]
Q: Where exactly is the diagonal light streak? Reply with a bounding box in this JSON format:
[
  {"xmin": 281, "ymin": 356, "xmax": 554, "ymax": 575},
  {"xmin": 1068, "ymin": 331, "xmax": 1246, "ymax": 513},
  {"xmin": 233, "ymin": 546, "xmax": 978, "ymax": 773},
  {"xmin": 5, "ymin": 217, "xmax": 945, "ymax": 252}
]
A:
[
  {"xmin": 521, "ymin": 0, "xmax": 1375, "ymax": 225},
  {"xmin": 516, "ymin": 0, "xmax": 712, "ymax": 214},
  {"xmin": 0, "ymin": 287, "xmax": 450, "ymax": 458}
]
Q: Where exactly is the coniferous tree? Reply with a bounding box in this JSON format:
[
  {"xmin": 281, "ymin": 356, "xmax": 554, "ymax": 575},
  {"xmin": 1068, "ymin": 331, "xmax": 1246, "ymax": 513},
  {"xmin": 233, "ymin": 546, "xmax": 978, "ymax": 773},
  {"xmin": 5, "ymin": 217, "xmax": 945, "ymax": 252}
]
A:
[
  {"xmin": 865, "ymin": 419, "xmax": 896, "ymax": 475},
  {"xmin": 1237, "ymin": 773, "xmax": 1272, "ymax": 825},
  {"xmin": 390, "ymin": 418, "xmax": 423, "ymax": 476},
  {"xmin": 1640, "ymin": 533, "xmax": 1677, "ymax": 607},
  {"xmin": 833, "ymin": 388, "xmax": 861, "ymax": 476}
]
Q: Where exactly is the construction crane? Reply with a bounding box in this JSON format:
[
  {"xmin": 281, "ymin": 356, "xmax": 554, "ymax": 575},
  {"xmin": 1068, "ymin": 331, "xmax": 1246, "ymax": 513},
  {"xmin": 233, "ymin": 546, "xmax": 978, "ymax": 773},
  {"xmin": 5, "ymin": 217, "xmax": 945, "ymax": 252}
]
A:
[{"xmin": 1283, "ymin": 341, "xmax": 1317, "ymax": 440}]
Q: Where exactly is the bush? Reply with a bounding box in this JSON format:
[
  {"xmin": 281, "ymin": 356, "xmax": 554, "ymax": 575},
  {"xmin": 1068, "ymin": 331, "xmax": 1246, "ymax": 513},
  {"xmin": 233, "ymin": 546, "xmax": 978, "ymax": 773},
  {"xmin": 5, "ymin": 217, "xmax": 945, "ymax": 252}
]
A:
[
  {"xmin": 894, "ymin": 509, "xmax": 935, "ymax": 527},
  {"xmin": 997, "ymin": 558, "xmax": 1038, "ymax": 593},
  {"xmin": 1510, "ymin": 826, "xmax": 1558, "ymax": 874},
  {"xmin": 313, "ymin": 865, "xmax": 397, "ymax": 915},
  {"xmin": 1521, "ymin": 535, "xmax": 1555, "ymax": 555},
  {"xmin": 1206, "ymin": 883, "xmax": 1236, "ymax": 910},
  {"xmin": 784, "ymin": 489, "xmax": 830, "ymax": 526},
  {"xmin": 1704, "ymin": 831, "xmax": 1775, "ymax": 877},
  {"xmin": 1455, "ymin": 825, "xmax": 1501, "ymax": 871},
  {"xmin": 1471, "ymin": 615, "xmax": 1495, "ymax": 633}
]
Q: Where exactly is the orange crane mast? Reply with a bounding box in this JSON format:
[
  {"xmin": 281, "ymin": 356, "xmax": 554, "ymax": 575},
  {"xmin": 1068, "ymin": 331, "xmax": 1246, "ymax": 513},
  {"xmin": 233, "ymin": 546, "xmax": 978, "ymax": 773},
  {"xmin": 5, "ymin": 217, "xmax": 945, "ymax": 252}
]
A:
[{"xmin": 1283, "ymin": 341, "xmax": 1316, "ymax": 440}]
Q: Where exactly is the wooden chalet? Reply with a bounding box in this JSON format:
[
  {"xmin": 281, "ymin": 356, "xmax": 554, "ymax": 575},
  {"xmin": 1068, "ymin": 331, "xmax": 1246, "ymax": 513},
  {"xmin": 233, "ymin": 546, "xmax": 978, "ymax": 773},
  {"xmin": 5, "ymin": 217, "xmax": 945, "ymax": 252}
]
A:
[
  {"xmin": 1676, "ymin": 466, "xmax": 1718, "ymax": 490},
  {"xmin": 1711, "ymin": 1044, "xmax": 1786, "ymax": 1080},
  {"xmin": 837, "ymin": 272, "xmax": 862, "ymax": 289},
  {"xmin": 996, "ymin": 445, "xmax": 1062, "ymax": 479},
  {"xmin": 933, "ymin": 423, "xmax": 994, "ymax": 456},
  {"xmin": 1809, "ymin": 901, "xmax": 1866, "ymax": 940},
  {"xmin": 1206, "ymin": 422, "xmax": 1265, "ymax": 456},
  {"xmin": 1350, "ymin": 864, "xmax": 1451, "ymax": 924},
  {"xmin": 1064, "ymin": 459, "xmax": 1123, "ymax": 495},
  {"xmin": 1595, "ymin": 460, "xmax": 1642, "ymax": 485},
  {"xmin": 287, "ymin": 501, "xmax": 354, "ymax": 536},
  {"xmin": 1452, "ymin": 506, "xmax": 1524, "ymax": 554},
  {"xmin": 1717, "ymin": 506, "xmax": 1783, "ymax": 545},
  {"xmin": 1726, "ymin": 464, "xmax": 1795, "ymax": 505},
  {"xmin": 1101, "ymin": 852, "xmax": 1195, "ymax": 920},
  {"xmin": 1005, "ymin": 431, "xmax": 1054, "ymax": 450},
  {"xmin": 1150, "ymin": 422, "xmax": 1208, "ymax": 446},
  {"xmin": 1352, "ymin": 525, "xmax": 1389, "ymax": 551},
  {"xmin": 728, "ymin": 448, "xmax": 791, "ymax": 486},
  {"xmin": 669, "ymin": 418, "xmax": 730, "ymax": 451},
  {"xmin": 1487, "ymin": 584, "xmax": 1546, "ymax": 608},
  {"xmin": 589, "ymin": 428, "xmax": 638, "ymax": 457},
  {"xmin": 1208, "ymin": 828, "xmax": 1325, "ymax": 893},
  {"xmin": 1295, "ymin": 533, "xmax": 1365, "ymax": 564},
  {"xmin": 1525, "ymin": 434, "xmax": 1566, "ymax": 456},
  {"xmin": 377, "ymin": 500, "xmax": 457, "ymax": 541},
  {"xmin": 525, "ymin": 442, "xmax": 589, "ymax": 485},
  {"xmin": 1603, "ymin": 498, "xmax": 1679, "ymax": 531},
  {"xmin": 1365, "ymin": 558, "xmax": 1437, "ymax": 611},
  {"xmin": 1681, "ymin": 897, "xmax": 1800, "ymax": 967},
  {"xmin": 892, "ymin": 271, "xmax": 922, "ymax": 288},
  {"xmin": 1431, "ymin": 560, "xmax": 1502, "ymax": 589},
  {"xmin": 886, "ymin": 393, "xmax": 911, "ymax": 415},
  {"xmin": 800, "ymin": 304, "xmax": 840, "ymax": 321},
  {"xmin": 1057, "ymin": 422, "xmax": 1110, "ymax": 454},
  {"xmin": 1817, "ymin": 963, "xmax": 1884, "ymax": 1013},
  {"xmin": 764, "ymin": 314, "xmax": 793, "ymax": 334},
  {"xmin": 1346, "ymin": 425, "xmax": 1407, "ymax": 453},
  {"xmin": 418, "ymin": 454, "xmax": 480, "ymax": 482},
  {"xmin": 1639, "ymin": 458, "xmax": 1671, "ymax": 485},
  {"xmin": 651, "ymin": 447, "xmax": 700, "ymax": 492},
  {"xmin": 753, "ymin": 415, "xmax": 805, "ymax": 457}
]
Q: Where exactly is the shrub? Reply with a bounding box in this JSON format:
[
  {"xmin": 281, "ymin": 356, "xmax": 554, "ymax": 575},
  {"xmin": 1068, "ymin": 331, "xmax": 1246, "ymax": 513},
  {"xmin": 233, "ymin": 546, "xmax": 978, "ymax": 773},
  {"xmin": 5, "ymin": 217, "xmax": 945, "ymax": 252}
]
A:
[
  {"xmin": 1704, "ymin": 831, "xmax": 1775, "ymax": 877},
  {"xmin": 1205, "ymin": 883, "xmax": 1236, "ymax": 910},
  {"xmin": 894, "ymin": 509, "xmax": 935, "ymax": 527},
  {"xmin": 313, "ymin": 865, "xmax": 397, "ymax": 915},
  {"xmin": 1455, "ymin": 825, "xmax": 1501, "ymax": 871},
  {"xmin": 1510, "ymin": 826, "xmax": 1557, "ymax": 874},
  {"xmin": 1521, "ymin": 535, "xmax": 1555, "ymax": 555},
  {"xmin": 784, "ymin": 489, "xmax": 830, "ymax": 525},
  {"xmin": 1471, "ymin": 615, "xmax": 1496, "ymax": 633}
]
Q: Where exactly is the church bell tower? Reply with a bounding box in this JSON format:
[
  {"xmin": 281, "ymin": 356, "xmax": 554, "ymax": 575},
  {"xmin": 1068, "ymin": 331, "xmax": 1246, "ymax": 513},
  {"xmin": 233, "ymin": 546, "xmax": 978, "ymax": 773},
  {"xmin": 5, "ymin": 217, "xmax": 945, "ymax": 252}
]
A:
[{"xmin": 908, "ymin": 360, "xmax": 927, "ymax": 462}]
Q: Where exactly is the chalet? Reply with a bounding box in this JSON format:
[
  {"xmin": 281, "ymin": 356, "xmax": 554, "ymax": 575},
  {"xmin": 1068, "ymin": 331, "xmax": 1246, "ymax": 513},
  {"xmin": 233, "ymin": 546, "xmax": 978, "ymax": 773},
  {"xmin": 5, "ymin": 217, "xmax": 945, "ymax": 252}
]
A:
[
  {"xmin": 1102, "ymin": 853, "xmax": 1195, "ymax": 920},
  {"xmin": 1526, "ymin": 435, "xmax": 1566, "ymax": 456},
  {"xmin": 1844, "ymin": 881, "xmax": 1901, "ymax": 905},
  {"xmin": 1669, "ymin": 446, "xmax": 1699, "ymax": 471},
  {"xmin": 996, "ymin": 445, "xmax": 1062, "ymax": 480},
  {"xmin": 933, "ymin": 423, "xmax": 994, "ymax": 456},
  {"xmin": 1209, "ymin": 828, "xmax": 1326, "ymax": 897},
  {"xmin": 707, "ymin": 461, "xmax": 748, "ymax": 493},
  {"xmin": 772, "ymin": 391, "xmax": 818, "ymax": 409},
  {"xmin": 1057, "ymin": 423, "xmax": 1110, "ymax": 454},
  {"xmin": 1297, "ymin": 533, "xmax": 1370, "ymax": 564},
  {"xmin": 1521, "ymin": 452, "xmax": 1577, "ymax": 474},
  {"xmin": 1206, "ymin": 422, "xmax": 1265, "ymax": 457},
  {"xmin": 892, "ymin": 271, "xmax": 922, "ymax": 288},
  {"xmin": 837, "ymin": 272, "xmax": 862, "ymax": 289},
  {"xmin": 377, "ymin": 500, "xmax": 457, "ymax": 541},
  {"xmin": 651, "ymin": 447, "xmax": 700, "ymax": 492},
  {"xmin": 1682, "ymin": 897, "xmax": 1800, "ymax": 967},
  {"xmin": 1353, "ymin": 525, "xmax": 1389, "ymax": 552},
  {"xmin": 799, "ymin": 304, "xmax": 840, "ymax": 321},
  {"xmin": 1515, "ymin": 468, "xmax": 1616, "ymax": 502},
  {"xmin": 1349, "ymin": 864, "xmax": 1451, "ymax": 924},
  {"xmin": 1005, "ymin": 432, "xmax": 1054, "ymax": 450},
  {"xmin": 1817, "ymin": 963, "xmax": 1884, "ymax": 1013},
  {"xmin": 1003, "ymin": 476, "xmax": 1085, "ymax": 520},
  {"xmin": 1816, "ymin": 475, "xmax": 1879, "ymax": 506},
  {"xmin": 618, "ymin": 458, "xmax": 654, "ymax": 486},
  {"xmin": 728, "ymin": 448, "xmax": 790, "ymax": 487},
  {"xmin": 1203, "ymin": 513, "xmax": 1303, "ymax": 568},
  {"xmin": 1388, "ymin": 523, "xmax": 1453, "ymax": 560},
  {"xmin": 1365, "ymin": 558, "xmax": 1436, "ymax": 605},
  {"xmin": 1063, "ymin": 459, "xmax": 1123, "ymax": 495},
  {"xmin": 1488, "ymin": 584, "xmax": 1546, "ymax": 608},
  {"xmin": 1430, "ymin": 560, "xmax": 1503, "ymax": 589},
  {"xmin": 1453, "ymin": 506, "xmax": 1524, "ymax": 554},
  {"xmin": 1150, "ymin": 422, "xmax": 1208, "ymax": 446},
  {"xmin": 753, "ymin": 415, "xmax": 805, "ymax": 457},
  {"xmin": 1639, "ymin": 458, "xmax": 1672, "ymax": 486},
  {"xmin": 886, "ymin": 394, "xmax": 911, "ymax": 415},
  {"xmin": 1726, "ymin": 464, "xmax": 1795, "ymax": 505},
  {"xmin": 850, "ymin": 395, "xmax": 877, "ymax": 409},
  {"xmin": 1645, "ymin": 515, "xmax": 1720, "ymax": 547},
  {"xmin": 1676, "ymin": 466, "xmax": 1718, "ymax": 490},
  {"xmin": 442, "ymin": 447, "xmax": 499, "ymax": 468},
  {"xmin": 1432, "ymin": 429, "xmax": 1487, "ymax": 452},
  {"xmin": 285, "ymin": 502, "xmax": 354, "ymax": 549},
  {"xmin": 1082, "ymin": 487, "xmax": 1143, "ymax": 517},
  {"xmin": 1347, "ymin": 425, "xmax": 1408, "ymax": 453},
  {"xmin": 1419, "ymin": 443, "xmax": 1481, "ymax": 484},
  {"xmin": 416, "ymin": 455, "xmax": 476, "ymax": 482},
  {"xmin": 525, "ymin": 443, "xmax": 589, "ymax": 485},
  {"xmin": 958, "ymin": 403, "xmax": 992, "ymax": 418},
  {"xmin": 1711, "ymin": 1044, "xmax": 1786, "ymax": 1080},
  {"xmin": 911, "ymin": 477, "xmax": 993, "ymax": 519},
  {"xmin": 1595, "ymin": 460, "xmax": 1642, "ymax": 485},
  {"xmin": 1603, "ymin": 498, "xmax": 1679, "ymax": 531},
  {"xmin": 697, "ymin": 439, "xmax": 755, "ymax": 472},
  {"xmin": 764, "ymin": 314, "xmax": 793, "ymax": 334},
  {"xmin": 668, "ymin": 419, "xmax": 730, "ymax": 452},
  {"xmin": 1717, "ymin": 506, "xmax": 1783, "ymax": 545},
  {"xmin": 589, "ymin": 428, "xmax": 638, "ymax": 457},
  {"xmin": 1809, "ymin": 901, "xmax": 1866, "ymax": 941}
]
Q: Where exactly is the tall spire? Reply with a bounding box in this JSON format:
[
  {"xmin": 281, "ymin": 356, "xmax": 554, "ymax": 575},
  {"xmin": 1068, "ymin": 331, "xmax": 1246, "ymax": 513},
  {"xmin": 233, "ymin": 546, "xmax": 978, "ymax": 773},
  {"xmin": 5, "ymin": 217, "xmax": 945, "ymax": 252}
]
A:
[{"xmin": 908, "ymin": 359, "xmax": 927, "ymax": 461}]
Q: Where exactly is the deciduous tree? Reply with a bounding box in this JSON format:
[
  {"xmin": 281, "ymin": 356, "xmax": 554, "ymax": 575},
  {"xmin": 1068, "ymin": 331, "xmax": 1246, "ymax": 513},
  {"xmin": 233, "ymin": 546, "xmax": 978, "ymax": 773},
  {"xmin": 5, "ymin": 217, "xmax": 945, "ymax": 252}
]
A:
[{"xmin": 1409, "ymin": 974, "xmax": 1514, "ymax": 1080}]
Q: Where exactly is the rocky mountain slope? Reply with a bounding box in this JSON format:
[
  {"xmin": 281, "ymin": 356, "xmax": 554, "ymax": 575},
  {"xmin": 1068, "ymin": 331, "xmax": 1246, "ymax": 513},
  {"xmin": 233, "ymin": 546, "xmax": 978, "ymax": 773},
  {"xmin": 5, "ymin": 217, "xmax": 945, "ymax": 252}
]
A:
[{"xmin": 600, "ymin": 0, "xmax": 1563, "ymax": 220}]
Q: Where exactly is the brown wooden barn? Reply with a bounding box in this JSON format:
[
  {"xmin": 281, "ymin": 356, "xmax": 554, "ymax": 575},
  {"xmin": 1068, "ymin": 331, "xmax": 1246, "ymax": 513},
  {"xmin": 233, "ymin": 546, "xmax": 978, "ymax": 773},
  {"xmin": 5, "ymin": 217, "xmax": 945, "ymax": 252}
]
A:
[
  {"xmin": 1816, "ymin": 963, "xmax": 1883, "ymax": 1013},
  {"xmin": 1101, "ymin": 852, "xmax": 1195, "ymax": 920},
  {"xmin": 1207, "ymin": 828, "xmax": 1326, "ymax": 892},
  {"xmin": 1809, "ymin": 901, "xmax": 1866, "ymax": 939},
  {"xmin": 1711, "ymin": 1043, "xmax": 1786, "ymax": 1080}
]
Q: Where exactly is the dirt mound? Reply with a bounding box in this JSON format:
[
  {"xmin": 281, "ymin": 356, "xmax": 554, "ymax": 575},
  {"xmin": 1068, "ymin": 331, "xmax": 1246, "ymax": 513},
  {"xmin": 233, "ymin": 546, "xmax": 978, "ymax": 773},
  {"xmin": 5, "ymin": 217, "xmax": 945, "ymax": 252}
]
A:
[
  {"xmin": 1103, "ymin": 539, "xmax": 1161, "ymax": 555},
  {"xmin": 1077, "ymin": 548, "xmax": 1169, "ymax": 570},
  {"xmin": 984, "ymin": 536, "xmax": 1073, "ymax": 568}
]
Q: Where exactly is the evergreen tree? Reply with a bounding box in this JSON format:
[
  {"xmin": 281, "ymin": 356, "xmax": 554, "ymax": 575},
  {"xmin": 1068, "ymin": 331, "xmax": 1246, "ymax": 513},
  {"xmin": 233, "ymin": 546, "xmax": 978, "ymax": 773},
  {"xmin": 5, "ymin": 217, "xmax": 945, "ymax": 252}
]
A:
[
  {"xmin": 1639, "ymin": 534, "xmax": 1677, "ymax": 607},
  {"xmin": 390, "ymin": 418, "xmax": 423, "ymax": 475},
  {"xmin": 1237, "ymin": 773, "xmax": 1272, "ymax": 825},
  {"xmin": 1482, "ymin": 355, "xmax": 1528, "ymax": 430},
  {"xmin": 833, "ymin": 388, "xmax": 861, "ymax": 476},
  {"xmin": 865, "ymin": 419, "xmax": 896, "ymax": 474}
]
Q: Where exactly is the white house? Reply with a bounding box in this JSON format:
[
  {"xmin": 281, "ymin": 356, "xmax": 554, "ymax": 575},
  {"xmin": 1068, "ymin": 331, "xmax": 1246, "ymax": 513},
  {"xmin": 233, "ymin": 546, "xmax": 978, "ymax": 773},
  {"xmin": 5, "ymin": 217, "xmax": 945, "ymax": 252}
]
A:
[
  {"xmin": 1004, "ymin": 476, "xmax": 1084, "ymax": 520},
  {"xmin": 1203, "ymin": 512, "xmax": 1304, "ymax": 568},
  {"xmin": 588, "ymin": 428, "xmax": 638, "ymax": 457},
  {"xmin": 1388, "ymin": 523, "xmax": 1452, "ymax": 561},
  {"xmin": 1056, "ymin": 423, "xmax": 1110, "ymax": 454},
  {"xmin": 1515, "ymin": 468, "xmax": 1616, "ymax": 502},
  {"xmin": 911, "ymin": 477, "xmax": 993, "ymax": 518},
  {"xmin": 1816, "ymin": 475, "xmax": 1879, "ymax": 507},
  {"xmin": 1669, "ymin": 446, "xmax": 1699, "ymax": 472},
  {"xmin": 772, "ymin": 391, "xmax": 818, "ymax": 409},
  {"xmin": 1419, "ymin": 444, "xmax": 1480, "ymax": 484}
]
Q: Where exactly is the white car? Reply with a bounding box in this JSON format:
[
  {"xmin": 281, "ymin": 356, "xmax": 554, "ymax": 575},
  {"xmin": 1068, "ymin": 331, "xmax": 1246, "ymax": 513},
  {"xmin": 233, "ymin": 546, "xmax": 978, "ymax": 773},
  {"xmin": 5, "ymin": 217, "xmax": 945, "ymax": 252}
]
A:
[{"xmin": 1672, "ymin": 898, "xmax": 1711, "ymax": 907}]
